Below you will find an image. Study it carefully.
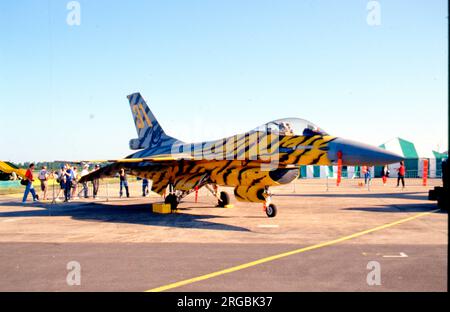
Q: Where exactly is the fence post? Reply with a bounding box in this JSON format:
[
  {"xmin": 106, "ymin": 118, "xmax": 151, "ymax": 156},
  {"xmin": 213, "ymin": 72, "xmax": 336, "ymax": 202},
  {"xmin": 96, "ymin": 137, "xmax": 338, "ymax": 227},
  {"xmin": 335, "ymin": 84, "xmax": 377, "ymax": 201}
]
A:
[
  {"xmin": 51, "ymin": 177, "xmax": 56, "ymax": 205},
  {"xmin": 422, "ymin": 159, "xmax": 429, "ymax": 186},
  {"xmin": 105, "ymin": 179, "xmax": 109, "ymax": 202},
  {"xmin": 336, "ymin": 151, "xmax": 342, "ymax": 186}
]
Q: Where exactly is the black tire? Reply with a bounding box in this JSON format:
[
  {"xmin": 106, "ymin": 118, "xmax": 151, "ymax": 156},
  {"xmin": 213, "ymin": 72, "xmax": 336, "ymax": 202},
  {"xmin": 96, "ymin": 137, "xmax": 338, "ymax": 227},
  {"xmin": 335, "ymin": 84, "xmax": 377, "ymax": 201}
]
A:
[
  {"xmin": 437, "ymin": 195, "xmax": 448, "ymax": 211},
  {"xmin": 428, "ymin": 189, "xmax": 437, "ymax": 201},
  {"xmin": 164, "ymin": 194, "xmax": 178, "ymax": 211},
  {"xmin": 266, "ymin": 204, "xmax": 277, "ymax": 218},
  {"xmin": 218, "ymin": 191, "xmax": 230, "ymax": 207}
]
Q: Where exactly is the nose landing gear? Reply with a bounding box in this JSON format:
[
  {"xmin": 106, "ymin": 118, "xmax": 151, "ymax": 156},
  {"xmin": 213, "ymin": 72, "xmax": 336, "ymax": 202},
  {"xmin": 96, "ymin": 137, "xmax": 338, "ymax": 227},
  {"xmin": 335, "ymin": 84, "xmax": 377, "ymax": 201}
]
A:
[{"xmin": 263, "ymin": 187, "xmax": 277, "ymax": 218}]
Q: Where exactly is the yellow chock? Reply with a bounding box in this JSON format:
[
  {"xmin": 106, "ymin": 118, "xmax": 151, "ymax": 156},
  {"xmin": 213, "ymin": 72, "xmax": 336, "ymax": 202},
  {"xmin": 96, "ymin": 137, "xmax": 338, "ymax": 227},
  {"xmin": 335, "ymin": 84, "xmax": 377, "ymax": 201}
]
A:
[
  {"xmin": 152, "ymin": 203, "xmax": 172, "ymax": 214},
  {"xmin": 224, "ymin": 204, "xmax": 234, "ymax": 208}
]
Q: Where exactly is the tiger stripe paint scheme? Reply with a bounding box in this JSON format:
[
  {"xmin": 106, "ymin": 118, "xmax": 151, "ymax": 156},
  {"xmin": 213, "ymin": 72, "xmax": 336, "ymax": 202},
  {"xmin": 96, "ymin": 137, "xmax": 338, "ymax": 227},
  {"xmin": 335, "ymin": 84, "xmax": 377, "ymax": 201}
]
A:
[
  {"xmin": 128, "ymin": 93, "xmax": 177, "ymax": 151},
  {"xmin": 79, "ymin": 92, "xmax": 403, "ymax": 207},
  {"xmin": 84, "ymin": 132, "xmax": 336, "ymax": 203}
]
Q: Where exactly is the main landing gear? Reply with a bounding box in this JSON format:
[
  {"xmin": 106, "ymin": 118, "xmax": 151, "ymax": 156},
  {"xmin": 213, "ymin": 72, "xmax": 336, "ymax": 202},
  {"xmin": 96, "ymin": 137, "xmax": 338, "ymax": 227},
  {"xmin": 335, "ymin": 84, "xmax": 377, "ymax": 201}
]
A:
[
  {"xmin": 263, "ymin": 186, "xmax": 277, "ymax": 218},
  {"xmin": 165, "ymin": 183, "xmax": 230, "ymax": 212},
  {"xmin": 164, "ymin": 183, "xmax": 184, "ymax": 212},
  {"xmin": 164, "ymin": 193, "xmax": 179, "ymax": 212},
  {"xmin": 205, "ymin": 184, "xmax": 230, "ymax": 208}
]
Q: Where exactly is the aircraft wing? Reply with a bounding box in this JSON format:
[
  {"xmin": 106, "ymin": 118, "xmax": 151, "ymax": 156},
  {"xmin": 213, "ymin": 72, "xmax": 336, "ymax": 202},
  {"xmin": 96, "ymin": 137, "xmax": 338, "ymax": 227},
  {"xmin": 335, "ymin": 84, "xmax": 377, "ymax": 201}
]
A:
[
  {"xmin": 0, "ymin": 161, "xmax": 27, "ymax": 179},
  {"xmin": 56, "ymin": 154, "xmax": 194, "ymax": 165},
  {"xmin": 77, "ymin": 154, "xmax": 194, "ymax": 183},
  {"xmin": 78, "ymin": 156, "xmax": 283, "ymax": 197}
]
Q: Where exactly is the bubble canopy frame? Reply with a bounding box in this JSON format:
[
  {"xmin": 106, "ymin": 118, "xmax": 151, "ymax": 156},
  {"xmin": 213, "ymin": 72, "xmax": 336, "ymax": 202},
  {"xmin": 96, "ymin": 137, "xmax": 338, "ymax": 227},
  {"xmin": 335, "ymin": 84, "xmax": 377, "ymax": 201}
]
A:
[{"xmin": 252, "ymin": 118, "xmax": 329, "ymax": 137}]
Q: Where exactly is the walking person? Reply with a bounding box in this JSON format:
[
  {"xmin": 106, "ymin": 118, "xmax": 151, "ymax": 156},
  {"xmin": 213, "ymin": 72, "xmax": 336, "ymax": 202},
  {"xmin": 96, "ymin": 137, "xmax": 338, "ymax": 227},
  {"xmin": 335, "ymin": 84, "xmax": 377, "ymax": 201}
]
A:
[
  {"xmin": 381, "ymin": 165, "xmax": 390, "ymax": 186},
  {"xmin": 119, "ymin": 168, "xmax": 130, "ymax": 198},
  {"xmin": 397, "ymin": 161, "xmax": 406, "ymax": 189},
  {"xmin": 22, "ymin": 163, "xmax": 38, "ymax": 203},
  {"xmin": 92, "ymin": 164, "xmax": 100, "ymax": 199},
  {"xmin": 38, "ymin": 165, "xmax": 49, "ymax": 200},
  {"xmin": 142, "ymin": 178, "xmax": 149, "ymax": 197}
]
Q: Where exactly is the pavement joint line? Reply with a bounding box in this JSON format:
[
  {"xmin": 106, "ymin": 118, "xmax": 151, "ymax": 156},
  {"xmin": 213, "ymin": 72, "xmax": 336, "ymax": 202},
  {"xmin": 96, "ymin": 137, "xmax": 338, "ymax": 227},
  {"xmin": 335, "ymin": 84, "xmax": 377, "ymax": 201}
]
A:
[{"xmin": 145, "ymin": 209, "xmax": 439, "ymax": 292}]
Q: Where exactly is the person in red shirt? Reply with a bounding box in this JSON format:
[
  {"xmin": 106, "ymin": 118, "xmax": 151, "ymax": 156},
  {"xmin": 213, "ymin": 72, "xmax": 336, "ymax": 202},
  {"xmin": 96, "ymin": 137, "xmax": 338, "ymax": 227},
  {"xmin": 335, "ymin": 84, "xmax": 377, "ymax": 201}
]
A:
[
  {"xmin": 22, "ymin": 163, "xmax": 38, "ymax": 203},
  {"xmin": 397, "ymin": 161, "xmax": 406, "ymax": 188},
  {"xmin": 381, "ymin": 165, "xmax": 390, "ymax": 185}
]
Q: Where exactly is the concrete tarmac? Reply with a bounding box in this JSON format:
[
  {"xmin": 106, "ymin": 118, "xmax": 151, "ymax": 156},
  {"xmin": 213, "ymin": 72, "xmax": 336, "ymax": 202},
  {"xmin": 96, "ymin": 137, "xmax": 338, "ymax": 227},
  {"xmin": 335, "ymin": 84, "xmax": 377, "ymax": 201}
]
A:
[{"xmin": 0, "ymin": 179, "xmax": 447, "ymax": 291}]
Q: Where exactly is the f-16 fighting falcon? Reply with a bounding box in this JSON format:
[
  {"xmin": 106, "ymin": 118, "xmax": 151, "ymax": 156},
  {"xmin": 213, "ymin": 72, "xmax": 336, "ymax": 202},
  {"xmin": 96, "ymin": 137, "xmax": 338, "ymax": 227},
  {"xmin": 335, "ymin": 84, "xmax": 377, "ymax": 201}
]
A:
[{"xmin": 79, "ymin": 92, "xmax": 403, "ymax": 217}]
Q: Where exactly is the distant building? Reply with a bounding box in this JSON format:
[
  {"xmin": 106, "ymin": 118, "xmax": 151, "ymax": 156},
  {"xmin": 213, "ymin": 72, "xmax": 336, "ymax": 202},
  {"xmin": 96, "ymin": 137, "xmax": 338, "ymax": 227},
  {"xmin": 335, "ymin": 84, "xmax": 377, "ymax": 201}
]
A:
[{"xmin": 378, "ymin": 137, "xmax": 448, "ymax": 178}]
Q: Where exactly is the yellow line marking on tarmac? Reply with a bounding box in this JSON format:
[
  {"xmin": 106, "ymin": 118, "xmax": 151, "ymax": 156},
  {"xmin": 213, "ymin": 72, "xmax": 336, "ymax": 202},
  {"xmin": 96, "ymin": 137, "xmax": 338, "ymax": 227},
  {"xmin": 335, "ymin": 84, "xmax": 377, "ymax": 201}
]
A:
[{"xmin": 146, "ymin": 209, "xmax": 439, "ymax": 292}]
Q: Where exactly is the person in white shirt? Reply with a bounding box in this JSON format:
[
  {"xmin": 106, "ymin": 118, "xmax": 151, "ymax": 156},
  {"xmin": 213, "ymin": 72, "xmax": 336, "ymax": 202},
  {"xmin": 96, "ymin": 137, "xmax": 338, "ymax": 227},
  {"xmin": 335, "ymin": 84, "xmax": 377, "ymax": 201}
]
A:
[
  {"xmin": 38, "ymin": 166, "xmax": 49, "ymax": 200},
  {"xmin": 78, "ymin": 164, "xmax": 90, "ymax": 198}
]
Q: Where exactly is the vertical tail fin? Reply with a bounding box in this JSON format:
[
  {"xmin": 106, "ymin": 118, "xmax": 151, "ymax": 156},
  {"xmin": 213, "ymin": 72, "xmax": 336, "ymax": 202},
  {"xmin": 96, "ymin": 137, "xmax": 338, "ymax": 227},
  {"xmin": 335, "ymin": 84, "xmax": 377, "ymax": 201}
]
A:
[{"xmin": 127, "ymin": 92, "xmax": 177, "ymax": 150}]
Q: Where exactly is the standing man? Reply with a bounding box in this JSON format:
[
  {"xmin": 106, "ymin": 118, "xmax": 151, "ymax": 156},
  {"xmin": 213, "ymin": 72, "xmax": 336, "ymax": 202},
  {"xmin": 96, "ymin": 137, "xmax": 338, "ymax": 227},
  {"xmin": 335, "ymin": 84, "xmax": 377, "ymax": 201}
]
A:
[
  {"xmin": 92, "ymin": 164, "xmax": 100, "ymax": 199},
  {"xmin": 38, "ymin": 165, "xmax": 49, "ymax": 200},
  {"xmin": 142, "ymin": 178, "xmax": 149, "ymax": 197},
  {"xmin": 64, "ymin": 164, "xmax": 74, "ymax": 202},
  {"xmin": 79, "ymin": 164, "xmax": 89, "ymax": 198},
  {"xmin": 22, "ymin": 163, "xmax": 38, "ymax": 203},
  {"xmin": 397, "ymin": 161, "xmax": 406, "ymax": 189},
  {"xmin": 362, "ymin": 166, "xmax": 368, "ymax": 184},
  {"xmin": 71, "ymin": 166, "xmax": 80, "ymax": 200},
  {"xmin": 119, "ymin": 168, "xmax": 130, "ymax": 198},
  {"xmin": 363, "ymin": 166, "xmax": 371, "ymax": 185},
  {"xmin": 55, "ymin": 165, "xmax": 66, "ymax": 201}
]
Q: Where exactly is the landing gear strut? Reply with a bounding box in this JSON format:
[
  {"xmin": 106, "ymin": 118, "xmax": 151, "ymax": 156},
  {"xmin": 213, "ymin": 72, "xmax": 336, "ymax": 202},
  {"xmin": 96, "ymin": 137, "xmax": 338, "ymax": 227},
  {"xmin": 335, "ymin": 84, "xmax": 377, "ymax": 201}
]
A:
[
  {"xmin": 205, "ymin": 184, "xmax": 230, "ymax": 207},
  {"xmin": 263, "ymin": 187, "xmax": 277, "ymax": 218}
]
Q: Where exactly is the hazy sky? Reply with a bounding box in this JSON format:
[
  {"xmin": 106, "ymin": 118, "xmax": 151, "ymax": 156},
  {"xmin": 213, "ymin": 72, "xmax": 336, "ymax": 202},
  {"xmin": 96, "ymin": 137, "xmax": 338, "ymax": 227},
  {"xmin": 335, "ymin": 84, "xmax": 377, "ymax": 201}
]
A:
[{"xmin": 0, "ymin": 0, "xmax": 447, "ymax": 162}]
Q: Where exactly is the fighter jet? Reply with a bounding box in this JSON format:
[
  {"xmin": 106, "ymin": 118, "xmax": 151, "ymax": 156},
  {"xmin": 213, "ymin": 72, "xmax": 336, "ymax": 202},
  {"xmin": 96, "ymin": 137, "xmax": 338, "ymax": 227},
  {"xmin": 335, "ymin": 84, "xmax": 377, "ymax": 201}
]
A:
[{"xmin": 79, "ymin": 92, "xmax": 403, "ymax": 217}]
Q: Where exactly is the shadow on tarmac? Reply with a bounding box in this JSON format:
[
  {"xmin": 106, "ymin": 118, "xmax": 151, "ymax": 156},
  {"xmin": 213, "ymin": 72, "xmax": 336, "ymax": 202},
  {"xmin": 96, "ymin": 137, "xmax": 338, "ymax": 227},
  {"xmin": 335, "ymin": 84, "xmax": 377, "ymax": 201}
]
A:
[
  {"xmin": 274, "ymin": 192, "xmax": 445, "ymax": 213},
  {"xmin": 0, "ymin": 201, "xmax": 251, "ymax": 232},
  {"xmin": 275, "ymin": 191, "xmax": 429, "ymax": 201},
  {"xmin": 343, "ymin": 202, "xmax": 445, "ymax": 213}
]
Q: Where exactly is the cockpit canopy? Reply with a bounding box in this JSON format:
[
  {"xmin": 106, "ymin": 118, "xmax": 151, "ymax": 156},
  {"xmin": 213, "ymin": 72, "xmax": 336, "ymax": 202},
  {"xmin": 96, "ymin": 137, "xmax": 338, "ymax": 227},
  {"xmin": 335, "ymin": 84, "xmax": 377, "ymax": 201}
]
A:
[{"xmin": 252, "ymin": 118, "xmax": 328, "ymax": 137}]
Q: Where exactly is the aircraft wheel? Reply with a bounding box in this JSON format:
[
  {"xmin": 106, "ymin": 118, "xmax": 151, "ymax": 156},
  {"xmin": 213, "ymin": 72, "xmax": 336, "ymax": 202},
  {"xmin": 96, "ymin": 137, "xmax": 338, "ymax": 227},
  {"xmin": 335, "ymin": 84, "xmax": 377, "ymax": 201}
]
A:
[
  {"xmin": 165, "ymin": 194, "xmax": 178, "ymax": 211},
  {"xmin": 218, "ymin": 191, "xmax": 230, "ymax": 207},
  {"xmin": 265, "ymin": 204, "xmax": 277, "ymax": 218}
]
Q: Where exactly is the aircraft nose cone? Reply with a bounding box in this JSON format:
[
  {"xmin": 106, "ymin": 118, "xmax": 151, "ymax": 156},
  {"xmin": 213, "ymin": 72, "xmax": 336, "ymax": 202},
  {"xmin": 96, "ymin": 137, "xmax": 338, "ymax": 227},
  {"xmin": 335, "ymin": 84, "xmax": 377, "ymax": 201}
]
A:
[{"xmin": 328, "ymin": 138, "xmax": 404, "ymax": 166}]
